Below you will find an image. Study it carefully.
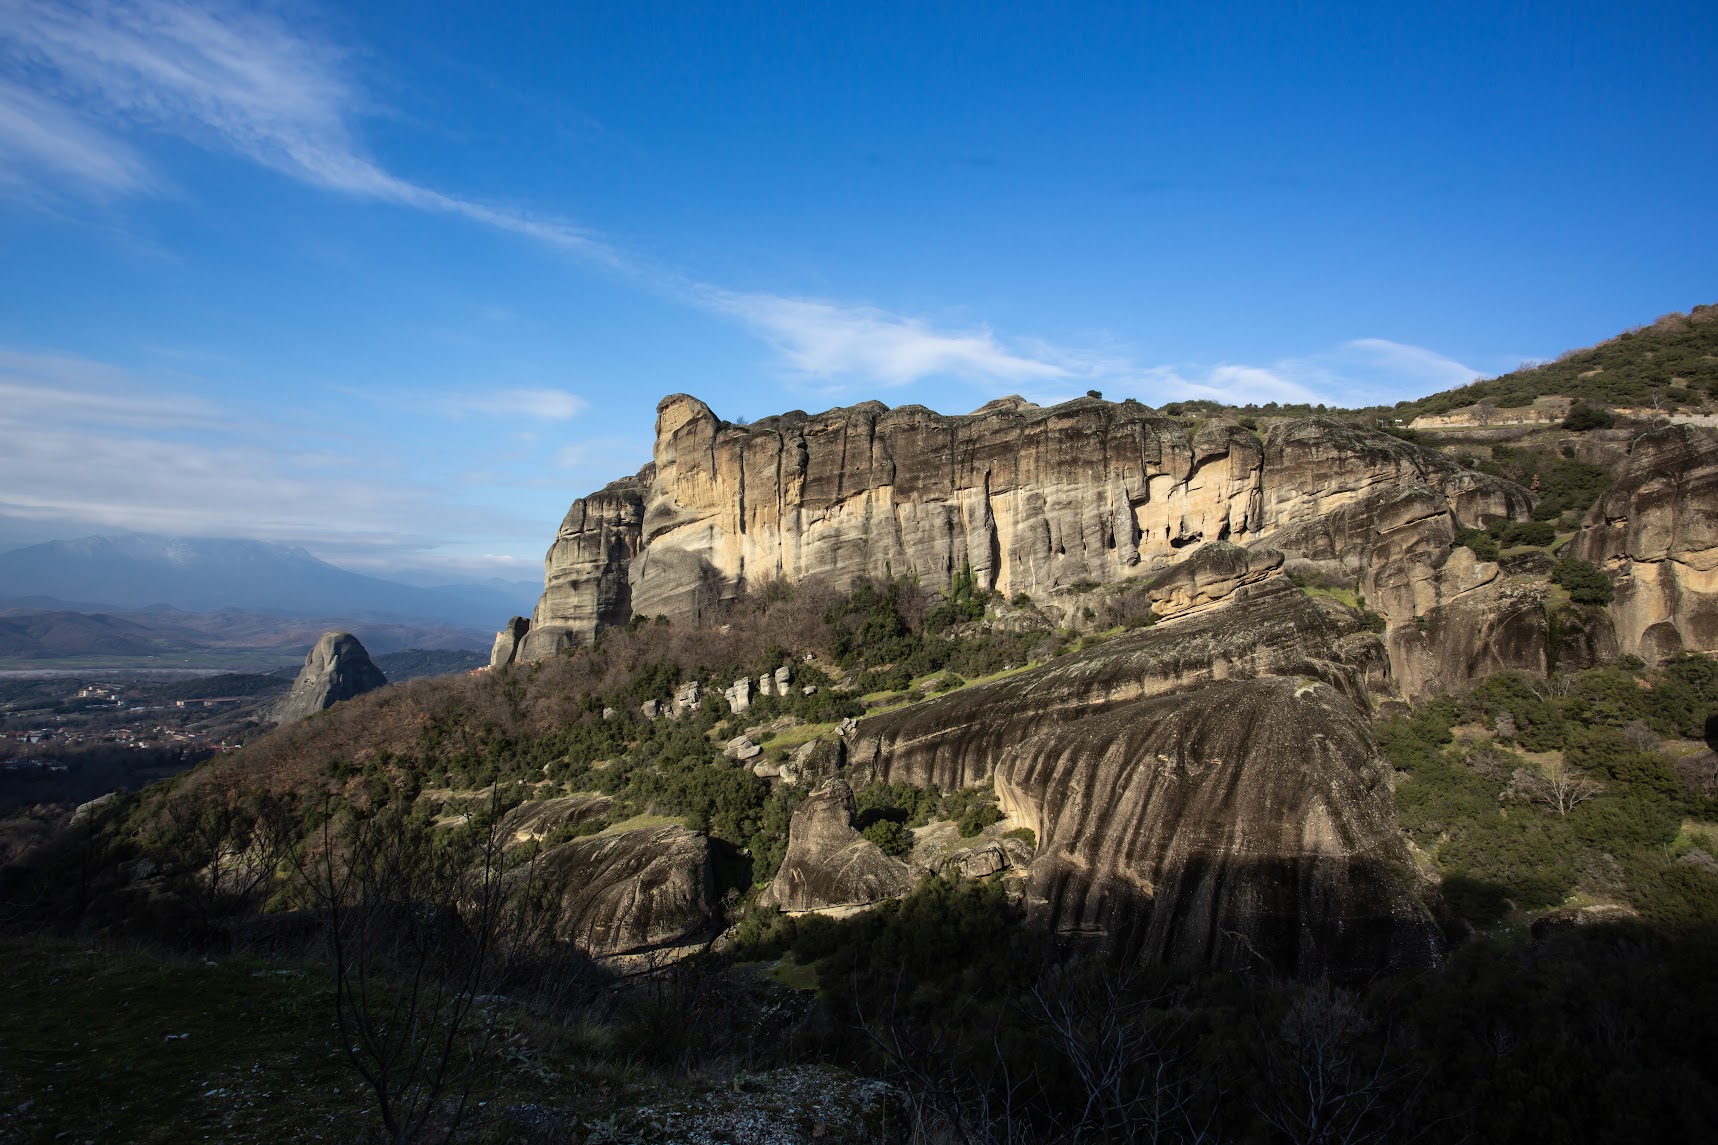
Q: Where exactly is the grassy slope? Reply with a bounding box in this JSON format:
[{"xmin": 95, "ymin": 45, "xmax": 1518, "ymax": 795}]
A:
[{"xmin": 1394, "ymin": 303, "xmax": 1718, "ymax": 419}]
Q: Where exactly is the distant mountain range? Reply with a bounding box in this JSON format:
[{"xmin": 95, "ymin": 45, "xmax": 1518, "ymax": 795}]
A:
[
  {"xmin": 0, "ymin": 535, "xmax": 539, "ymax": 631},
  {"xmin": 0, "ymin": 605, "xmax": 492, "ymax": 665}
]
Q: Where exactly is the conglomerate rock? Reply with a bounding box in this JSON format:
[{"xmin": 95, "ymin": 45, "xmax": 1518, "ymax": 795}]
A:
[
  {"xmin": 847, "ymin": 608, "xmax": 1442, "ymax": 977},
  {"xmin": 842, "ymin": 577, "xmax": 1441, "ymax": 976},
  {"xmin": 530, "ymin": 823, "xmax": 716, "ymax": 960},
  {"xmin": 1571, "ymin": 424, "xmax": 1718, "ymax": 661},
  {"xmin": 271, "ymin": 631, "xmax": 387, "ymax": 725},
  {"xmin": 758, "ymin": 779, "xmax": 916, "ymax": 912}
]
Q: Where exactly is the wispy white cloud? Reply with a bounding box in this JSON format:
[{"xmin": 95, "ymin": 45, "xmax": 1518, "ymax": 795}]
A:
[
  {"xmin": 0, "ymin": 2, "xmax": 1481, "ymax": 412},
  {"xmin": 0, "ymin": 0, "xmax": 623, "ymax": 261},
  {"xmin": 0, "ymin": 76, "xmax": 147, "ymax": 192},
  {"xmin": 700, "ymin": 290, "xmax": 1072, "ymax": 387},
  {"xmin": 439, "ymin": 387, "xmax": 588, "ymax": 421},
  {"xmin": 949, "ymin": 336, "xmax": 1479, "ymax": 410},
  {"xmin": 0, "ymin": 347, "xmax": 223, "ymax": 427}
]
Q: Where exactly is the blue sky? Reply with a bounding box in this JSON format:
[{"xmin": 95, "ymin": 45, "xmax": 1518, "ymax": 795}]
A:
[{"xmin": 0, "ymin": 1, "xmax": 1713, "ymax": 580}]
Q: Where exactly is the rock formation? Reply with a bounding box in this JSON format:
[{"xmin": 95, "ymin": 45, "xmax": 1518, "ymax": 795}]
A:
[
  {"xmin": 271, "ymin": 631, "xmax": 387, "ymax": 725},
  {"xmin": 530, "ymin": 823, "xmax": 716, "ymax": 960},
  {"xmin": 847, "ymin": 584, "xmax": 1441, "ymax": 976},
  {"xmin": 759, "ymin": 779, "xmax": 917, "ymax": 912},
  {"xmin": 504, "ymin": 396, "xmax": 1530, "ymax": 684},
  {"xmin": 498, "ymin": 793, "xmax": 613, "ymax": 847},
  {"xmin": 1572, "ymin": 424, "xmax": 1718, "ymax": 661},
  {"xmin": 489, "ymin": 615, "xmax": 530, "ymax": 669}
]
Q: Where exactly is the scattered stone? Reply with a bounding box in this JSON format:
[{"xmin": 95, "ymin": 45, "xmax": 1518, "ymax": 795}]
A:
[
  {"xmin": 725, "ymin": 677, "xmax": 753, "ymax": 715},
  {"xmin": 602, "ymin": 707, "xmax": 617, "ymax": 721},
  {"xmin": 726, "ymin": 736, "xmax": 763, "ymax": 761},
  {"xmin": 641, "ymin": 699, "xmax": 660, "ymax": 719},
  {"xmin": 802, "ymin": 685, "xmax": 818, "ymax": 695},
  {"xmin": 673, "ymin": 681, "xmax": 702, "ymax": 716}
]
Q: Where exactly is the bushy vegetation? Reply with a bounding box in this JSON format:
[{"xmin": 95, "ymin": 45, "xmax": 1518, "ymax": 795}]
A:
[
  {"xmin": 1476, "ymin": 443, "xmax": 1614, "ymax": 523},
  {"xmin": 1395, "ymin": 304, "xmax": 1718, "ymax": 419},
  {"xmin": 1552, "ymin": 556, "xmax": 1616, "ymax": 604},
  {"xmin": 1385, "ymin": 656, "xmax": 1718, "ymax": 928}
]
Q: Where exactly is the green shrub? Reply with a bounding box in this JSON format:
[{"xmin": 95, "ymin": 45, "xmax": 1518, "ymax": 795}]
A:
[
  {"xmin": 1563, "ymin": 402, "xmax": 1616, "ymax": 431},
  {"xmin": 957, "ymin": 803, "xmax": 1002, "ymax": 838},
  {"xmin": 1454, "ymin": 528, "xmax": 1500, "ymax": 561},
  {"xmin": 861, "ymin": 818, "xmax": 912, "ymax": 856},
  {"xmin": 1496, "ymin": 520, "xmax": 1557, "ymax": 547},
  {"xmin": 1551, "ymin": 558, "xmax": 1615, "ymax": 605}
]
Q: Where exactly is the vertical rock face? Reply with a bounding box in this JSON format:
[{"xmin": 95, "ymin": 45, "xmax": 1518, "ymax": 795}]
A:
[
  {"xmin": 1571, "ymin": 425, "xmax": 1718, "ymax": 662},
  {"xmin": 516, "ymin": 394, "xmax": 1530, "ymax": 682},
  {"xmin": 518, "ymin": 473, "xmax": 648, "ymax": 661},
  {"xmin": 271, "ymin": 631, "xmax": 387, "ymax": 725},
  {"xmin": 489, "ymin": 615, "xmax": 530, "ymax": 669}
]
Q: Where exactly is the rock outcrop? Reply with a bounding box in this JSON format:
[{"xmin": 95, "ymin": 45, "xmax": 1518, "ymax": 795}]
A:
[
  {"xmin": 846, "ymin": 584, "xmax": 1441, "ymax": 977},
  {"xmin": 271, "ymin": 631, "xmax": 387, "ymax": 725},
  {"xmin": 489, "ymin": 615, "xmax": 530, "ymax": 669},
  {"xmin": 498, "ymin": 793, "xmax": 613, "ymax": 847},
  {"xmin": 513, "ymin": 396, "xmax": 1530, "ymax": 682},
  {"xmin": 531, "ymin": 823, "xmax": 716, "ymax": 960},
  {"xmin": 759, "ymin": 779, "xmax": 916, "ymax": 912},
  {"xmin": 1571, "ymin": 424, "xmax": 1718, "ymax": 661}
]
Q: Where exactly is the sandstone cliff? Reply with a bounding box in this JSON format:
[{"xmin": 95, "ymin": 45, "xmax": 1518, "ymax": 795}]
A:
[
  {"xmin": 271, "ymin": 631, "xmax": 387, "ymax": 725},
  {"xmin": 513, "ymin": 395, "xmax": 1530, "ymax": 691},
  {"xmin": 1572, "ymin": 424, "xmax": 1718, "ymax": 661}
]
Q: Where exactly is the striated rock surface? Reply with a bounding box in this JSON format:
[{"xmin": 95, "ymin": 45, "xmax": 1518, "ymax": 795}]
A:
[
  {"xmin": 759, "ymin": 779, "xmax": 916, "ymax": 912},
  {"xmin": 1145, "ymin": 541, "xmax": 1283, "ymax": 618},
  {"xmin": 1571, "ymin": 424, "xmax": 1718, "ymax": 661},
  {"xmin": 271, "ymin": 631, "xmax": 387, "ymax": 725},
  {"xmin": 515, "ymin": 396, "xmax": 1530, "ymax": 669},
  {"xmin": 847, "ymin": 588, "xmax": 1440, "ymax": 977},
  {"xmin": 498, "ymin": 793, "xmax": 613, "ymax": 847},
  {"xmin": 532, "ymin": 823, "xmax": 716, "ymax": 960}
]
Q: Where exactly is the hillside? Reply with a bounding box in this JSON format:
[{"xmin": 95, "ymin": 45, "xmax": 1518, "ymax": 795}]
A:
[
  {"xmin": 0, "ymin": 610, "xmax": 179, "ymax": 659},
  {"xmin": 1394, "ymin": 303, "xmax": 1718, "ymax": 419}
]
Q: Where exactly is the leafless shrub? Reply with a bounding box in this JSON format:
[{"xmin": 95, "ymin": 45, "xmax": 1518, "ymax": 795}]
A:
[
  {"xmin": 296, "ymin": 793, "xmax": 559, "ymax": 1144},
  {"xmin": 1501, "ymin": 764, "xmax": 1602, "ymax": 818},
  {"xmin": 1254, "ymin": 982, "xmax": 1428, "ymax": 1145}
]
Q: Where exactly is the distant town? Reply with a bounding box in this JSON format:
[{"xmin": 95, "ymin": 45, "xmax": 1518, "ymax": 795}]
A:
[{"xmin": 0, "ymin": 674, "xmax": 284, "ymax": 805}]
